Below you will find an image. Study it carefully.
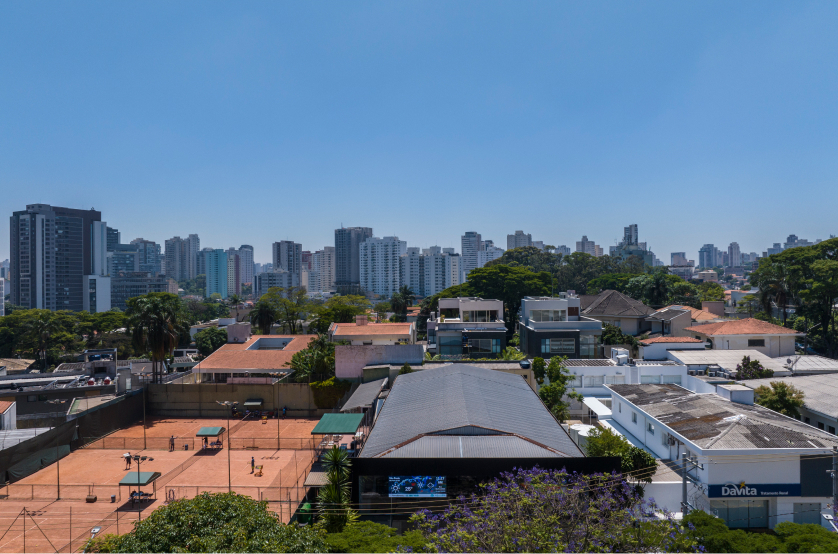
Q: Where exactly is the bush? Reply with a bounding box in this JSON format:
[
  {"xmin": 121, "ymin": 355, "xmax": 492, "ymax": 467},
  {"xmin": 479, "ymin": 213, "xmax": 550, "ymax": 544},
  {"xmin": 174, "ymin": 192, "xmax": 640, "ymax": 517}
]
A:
[
  {"xmin": 324, "ymin": 521, "xmax": 428, "ymax": 553},
  {"xmin": 311, "ymin": 377, "xmax": 352, "ymax": 409},
  {"xmin": 86, "ymin": 492, "xmax": 327, "ymax": 553}
]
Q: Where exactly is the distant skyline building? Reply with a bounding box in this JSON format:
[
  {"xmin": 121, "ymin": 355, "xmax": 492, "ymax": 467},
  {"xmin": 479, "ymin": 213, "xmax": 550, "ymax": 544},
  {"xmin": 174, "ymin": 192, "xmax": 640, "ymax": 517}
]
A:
[
  {"xmin": 460, "ymin": 231, "xmax": 483, "ymax": 281},
  {"xmin": 477, "ymin": 245, "xmax": 505, "ymax": 268},
  {"xmin": 130, "ymin": 238, "xmax": 162, "ymax": 275},
  {"xmin": 359, "ymin": 236, "xmax": 407, "ymax": 297},
  {"xmin": 238, "ymin": 244, "xmax": 254, "ymax": 285},
  {"xmin": 400, "ymin": 246, "xmax": 461, "ymax": 297},
  {"xmin": 272, "ymin": 240, "xmax": 302, "ymax": 283},
  {"xmin": 164, "ymin": 234, "xmax": 200, "ymax": 282},
  {"xmin": 698, "ymin": 244, "xmax": 722, "ymax": 269},
  {"xmin": 106, "ymin": 226, "xmax": 120, "ymax": 252},
  {"xmin": 311, "ymin": 246, "xmax": 336, "ymax": 292},
  {"xmin": 202, "ymin": 249, "xmax": 228, "ymax": 298},
  {"xmin": 335, "ymin": 226, "xmax": 373, "ymax": 294},
  {"xmin": 575, "ymin": 235, "xmax": 603, "ymax": 257},
  {"xmin": 107, "ymin": 243, "xmax": 140, "ymax": 275},
  {"xmin": 254, "ymin": 270, "xmax": 299, "ymax": 298},
  {"xmin": 507, "ymin": 230, "xmax": 533, "ymax": 250},
  {"xmin": 727, "ymin": 242, "xmax": 742, "ymax": 268},
  {"xmin": 226, "ymin": 247, "xmax": 242, "ymax": 297}
]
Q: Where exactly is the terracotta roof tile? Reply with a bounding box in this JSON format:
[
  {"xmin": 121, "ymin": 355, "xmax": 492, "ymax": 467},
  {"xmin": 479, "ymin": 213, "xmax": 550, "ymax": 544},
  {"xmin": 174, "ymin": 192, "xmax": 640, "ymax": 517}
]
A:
[
  {"xmin": 197, "ymin": 335, "xmax": 315, "ymax": 370},
  {"xmin": 684, "ymin": 318, "xmax": 801, "ymax": 336},
  {"xmin": 331, "ymin": 322, "xmax": 413, "ymax": 337},
  {"xmin": 640, "ymin": 336, "xmax": 704, "ymax": 345},
  {"xmin": 665, "ymin": 305, "xmax": 719, "ymax": 322},
  {"xmin": 0, "ymin": 401, "xmax": 14, "ymax": 414}
]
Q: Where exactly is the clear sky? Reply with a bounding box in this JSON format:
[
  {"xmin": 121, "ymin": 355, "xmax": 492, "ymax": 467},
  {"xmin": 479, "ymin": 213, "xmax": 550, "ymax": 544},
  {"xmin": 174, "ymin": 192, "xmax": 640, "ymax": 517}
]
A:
[{"xmin": 2, "ymin": 1, "xmax": 836, "ymax": 264}]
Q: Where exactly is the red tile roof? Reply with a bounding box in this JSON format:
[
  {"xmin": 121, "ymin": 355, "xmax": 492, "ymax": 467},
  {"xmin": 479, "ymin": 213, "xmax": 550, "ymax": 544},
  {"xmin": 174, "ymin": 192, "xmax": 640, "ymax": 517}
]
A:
[
  {"xmin": 197, "ymin": 335, "xmax": 315, "ymax": 370},
  {"xmin": 330, "ymin": 322, "xmax": 413, "ymax": 337},
  {"xmin": 0, "ymin": 400, "xmax": 14, "ymax": 414},
  {"xmin": 684, "ymin": 318, "xmax": 800, "ymax": 336},
  {"xmin": 664, "ymin": 305, "xmax": 719, "ymax": 322},
  {"xmin": 639, "ymin": 336, "xmax": 704, "ymax": 345}
]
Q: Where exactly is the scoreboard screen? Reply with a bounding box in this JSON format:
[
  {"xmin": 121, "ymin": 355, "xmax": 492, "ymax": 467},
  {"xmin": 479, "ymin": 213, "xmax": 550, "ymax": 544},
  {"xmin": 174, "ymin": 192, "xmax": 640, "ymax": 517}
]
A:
[{"xmin": 388, "ymin": 476, "xmax": 447, "ymax": 498}]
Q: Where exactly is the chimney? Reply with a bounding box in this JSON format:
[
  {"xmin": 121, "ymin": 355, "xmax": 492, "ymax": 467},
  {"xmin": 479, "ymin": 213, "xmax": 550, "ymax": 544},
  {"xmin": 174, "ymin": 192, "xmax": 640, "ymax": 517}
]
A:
[
  {"xmin": 355, "ymin": 315, "xmax": 368, "ymax": 326},
  {"xmin": 701, "ymin": 301, "xmax": 725, "ymax": 317}
]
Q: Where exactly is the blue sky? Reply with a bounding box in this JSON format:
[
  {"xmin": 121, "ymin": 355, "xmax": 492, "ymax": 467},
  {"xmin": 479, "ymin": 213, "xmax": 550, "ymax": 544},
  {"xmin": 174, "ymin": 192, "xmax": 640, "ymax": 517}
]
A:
[{"xmin": 2, "ymin": 1, "xmax": 836, "ymax": 264}]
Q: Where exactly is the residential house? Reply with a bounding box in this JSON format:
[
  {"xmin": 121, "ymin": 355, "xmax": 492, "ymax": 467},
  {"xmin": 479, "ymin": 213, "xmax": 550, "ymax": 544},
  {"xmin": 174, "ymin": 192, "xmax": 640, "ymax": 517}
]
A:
[
  {"xmin": 518, "ymin": 294, "xmax": 602, "ymax": 359},
  {"xmin": 685, "ymin": 318, "xmax": 802, "ymax": 357},
  {"xmin": 329, "ymin": 316, "xmax": 415, "ymax": 346},
  {"xmin": 580, "ymin": 290, "xmax": 655, "ymax": 336},
  {"xmin": 427, "ymin": 297, "xmax": 506, "ymax": 359}
]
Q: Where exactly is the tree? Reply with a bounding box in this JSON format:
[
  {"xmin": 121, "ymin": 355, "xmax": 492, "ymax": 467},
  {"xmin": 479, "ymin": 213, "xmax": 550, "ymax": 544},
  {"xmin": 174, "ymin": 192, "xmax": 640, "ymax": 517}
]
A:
[
  {"xmin": 601, "ymin": 323, "xmax": 638, "ymax": 348},
  {"xmin": 264, "ymin": 287, "xmax": 310, "ymax": 334},
  {"xmin": 323, "ymin": 521, "xmax": 427, "ymax": 553},
  {"xmin": 249, "ymin": 300, "xmax": 278, "ymax": 335},
  {"xmin": 86, "ymin": 492, "xmax": 327, "ymax": 553},
  {"xmin": 734, "ymin": 355, "xmax": 774, "ymax": 380},
  {"xmin": 227, "ymin": 293, "xmax": 242, "ymax": 321},
  {"xmin": 465, "ymin": 265, "xmax": 552, "ymax": 333},
  {"xmin": 398, "ymin": 363, "xmax": 413, "ymax": 375},
  {"xmin": 537, "ymin": 356, "xmax": 583, "ymax": 422},
  {"xmin": 310, "ymin": 295, "xmax": 370, "ymax": 333},
  {"xmin": 410, "ymin": 467, "xmax": 696, "ymax": 553},
  {"xmin": 499, "ymin": 346, "xmax": 526, "ymax": 360},
  {"xmin": 372, "ymin": 301, "xmax": 391, "ymax": 322},
  {"xmin": 126, "ymin": 293, "xmax": 184, "ymax": 384},
  {"xmin": 532, "ymin": 357, "xmax": 546, "ymax": 385},
  {"xmin": 24, "ymin": 311, "xmax": 64, "ymax": 371},
  {"xmin": 585, "ymin": 427, "xmax": 657, "ymax": 483},
  {"xmin": 318, "ymin": 446, "xmax": 358, "ymax": 533},
  {"xmin": 754, "ymin": 381, "xmax": 804, "ymax": 418},
  {"xmin": 285, "ymin": 334, "xmax": 335, "ymax": 382},
  {"xmin": 390, "ymin": 285, "xmax": 416, "ymax": 323},
  {"xmin": 587, "ymin": 273, "xmax": 637, "ymax": 295},
  {"xmin": 625, "ymin": 268, "xmax": 673, "ymax": 308},
  {"xmin": 195, "ymin": 327, "xmax": 228, "ymax": 358}
]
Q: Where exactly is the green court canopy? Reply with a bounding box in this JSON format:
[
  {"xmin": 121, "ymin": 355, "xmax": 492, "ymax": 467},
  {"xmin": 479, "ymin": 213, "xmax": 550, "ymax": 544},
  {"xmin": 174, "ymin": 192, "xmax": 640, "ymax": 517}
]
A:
[
  {"xmin": 311, "ymin": 413, "xmax": 364, "ymax": 435},
  {"xmin": 119, "ymin": 472, "xmax": 162, "ymax": 486},
  {"xmin": 196, "ymin": 426, "xmax": 225, "ymax": 437},
  {"xmin": 243, "ymin": 399, "xmax": 263, "ymax": 407}
]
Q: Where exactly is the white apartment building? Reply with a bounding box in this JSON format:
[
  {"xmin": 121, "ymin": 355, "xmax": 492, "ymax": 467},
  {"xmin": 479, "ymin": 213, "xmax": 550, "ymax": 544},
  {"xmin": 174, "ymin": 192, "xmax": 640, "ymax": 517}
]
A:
[
  {"xmin": 359, "ymin": 236, "xmax": 407, "ymax": 297},
  {"xmin": 576, "ymin": 236, "xmax": 603, "ymax": 257},
  {"xmin": 476, "ymin": 246, "xmax": 504, "ymax": 268},
  {"xmin": 238, "ymin": 245, "xmax": 254, "ymax": 285},
  {"xmin": 461, "ymin": 231, "xmax": 482, "ymax": 280},
  {"xmin": 310, "ymin": 246, "xmax": 336, "ymax": 292},
  {"xmin": 400, "ymin": 246, "xmax": 461, "ymax": 297}
]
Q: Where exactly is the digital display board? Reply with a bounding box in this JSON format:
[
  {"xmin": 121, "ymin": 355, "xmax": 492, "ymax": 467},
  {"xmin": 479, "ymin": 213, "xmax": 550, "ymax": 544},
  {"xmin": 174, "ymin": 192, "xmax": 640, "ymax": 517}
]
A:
[{"xmin": 388, "ymin": 476, "xmax": 447, "ymax": 498}]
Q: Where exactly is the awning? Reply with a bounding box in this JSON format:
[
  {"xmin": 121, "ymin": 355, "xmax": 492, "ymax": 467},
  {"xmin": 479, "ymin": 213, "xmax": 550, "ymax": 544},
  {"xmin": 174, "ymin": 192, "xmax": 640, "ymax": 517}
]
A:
[
  {"xmin": 243, "ymin": 399, "xmax": 263, "ymax": 408},
  {"xmin": 340, "ymin": 378, "xmax": 387, "ymax": 412},
  {"xmin": 119, "ymin": 472, "xmax": 162, "ymax": 486},
  {"xmin": 303, "ymin": 463, "xmax": 328, "ymax": 487},
  {"xmin": 196, "ymin": 426, "xmax": 225, "ymax": 437},
  {"xmin": 311, "ymin": 413, "xmax": 364, "ymax": 435}
]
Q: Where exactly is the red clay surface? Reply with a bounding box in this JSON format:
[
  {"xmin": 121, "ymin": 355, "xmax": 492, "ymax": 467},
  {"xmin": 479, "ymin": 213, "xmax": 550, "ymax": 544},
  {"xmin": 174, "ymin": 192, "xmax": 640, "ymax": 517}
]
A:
[{"xmin": 0, "ymin": 418, "xmax": 320, "ymax": 552}]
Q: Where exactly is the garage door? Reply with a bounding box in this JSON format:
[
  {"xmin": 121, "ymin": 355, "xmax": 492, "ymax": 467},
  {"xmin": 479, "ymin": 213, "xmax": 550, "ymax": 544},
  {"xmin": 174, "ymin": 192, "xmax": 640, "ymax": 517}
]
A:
[{"xmin": 793, "ymin": 503, "xmax": 821, "ymax": 525}]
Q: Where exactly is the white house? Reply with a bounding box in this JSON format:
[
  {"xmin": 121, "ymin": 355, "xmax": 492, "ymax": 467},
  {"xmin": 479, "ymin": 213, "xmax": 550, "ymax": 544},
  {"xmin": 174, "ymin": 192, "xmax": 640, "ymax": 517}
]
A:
[
  {"xmin": 638, "ymin": 336, "xmax": 705, "ymax": 361},
  {"xmin": 685, "ymin": 318, "xmax": 802, "ymax": 357}
]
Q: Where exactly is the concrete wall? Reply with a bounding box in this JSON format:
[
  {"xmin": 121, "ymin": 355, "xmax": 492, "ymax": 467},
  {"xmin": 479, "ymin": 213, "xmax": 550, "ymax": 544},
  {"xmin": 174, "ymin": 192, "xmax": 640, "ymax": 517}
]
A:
[
  {"xmin": 709, "ymin": 335, "xmax": 793, "ymax": 357},
  {"xmin": 335, "ymin": 344, "xmax": 425, "ymax": 380},
  {"xmin": 147, "ymin": 382, "xmax": 326, "ymax": 417},
  {"xmin": 640, "ymin": 341, "xmax": 704, "ymax": 360}
]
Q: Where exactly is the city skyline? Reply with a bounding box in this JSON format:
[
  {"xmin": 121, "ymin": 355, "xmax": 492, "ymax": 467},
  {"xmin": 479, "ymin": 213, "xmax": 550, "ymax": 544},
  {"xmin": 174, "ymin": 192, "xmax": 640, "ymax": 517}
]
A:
[{"xmin": 2, "ymin": 2, "xmax": 838, "ymax": 265}]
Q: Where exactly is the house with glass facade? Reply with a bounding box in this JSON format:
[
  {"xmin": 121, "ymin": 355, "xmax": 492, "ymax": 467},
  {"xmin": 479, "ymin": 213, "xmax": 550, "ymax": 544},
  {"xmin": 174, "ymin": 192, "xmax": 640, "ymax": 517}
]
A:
[
  {"xmin": 518, "ymin": 294, "xmax": 603, "ymax": 359},
  {"xmin": 426, "ymin": 297, "xmax": 506, "ymax": 359}
]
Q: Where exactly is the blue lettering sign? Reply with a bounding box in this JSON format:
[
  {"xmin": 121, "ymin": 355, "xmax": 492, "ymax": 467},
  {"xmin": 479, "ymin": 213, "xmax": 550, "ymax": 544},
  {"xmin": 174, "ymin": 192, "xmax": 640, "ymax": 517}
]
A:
[{"xmin": 708, "ymin": 483, "xmax": 801, "ymax": 498}]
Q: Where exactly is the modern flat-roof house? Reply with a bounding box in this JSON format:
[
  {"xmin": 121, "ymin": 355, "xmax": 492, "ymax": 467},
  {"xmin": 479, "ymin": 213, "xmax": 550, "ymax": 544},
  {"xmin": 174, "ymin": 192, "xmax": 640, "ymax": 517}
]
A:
[
  {"xmin": 352, "ymin": 365, "xmax": 607, "ymax": 525},
  {"xmin": 685, "ymin": 318, "xmax": 802, "ymax": 357},
  {"xmin": 426, "ymin": 297, "xmax": 506, "ymax": 359},
  {"xmin": 328, "ymin": 316, "xmax": 415, "ymax": 346},
  {"xmin": 580, "ymin": 290, "xmax": 655, "ymax": 336},
  {"xmin": 518, "ymin": 294, "xmax": 602, "ymax": 359},
  {"xmin": 606, "ymin": 383, "xmax": 838, "ymax": 529},
  {"xmin": 638, "ymin": 336, "xmax": 705, "ymax": 360}
]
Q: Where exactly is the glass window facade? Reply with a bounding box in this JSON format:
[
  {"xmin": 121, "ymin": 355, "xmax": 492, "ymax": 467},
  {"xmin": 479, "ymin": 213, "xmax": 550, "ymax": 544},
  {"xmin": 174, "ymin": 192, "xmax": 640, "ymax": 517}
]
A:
[
  {"xmin": 584, "ymin": 375, "xmax": 604, "ymax": 387},
  {"xmin": 710, "ymin": 499, "xmax": 768, "ymax": 529},
  {"xmin": 662, "ymin": 375, "xmax": 682, "ymax": 384},
  {"xmin": 530, "ymin": 309, "xmax": 566, "ymax": 322},
  {"xmin": 462, "ymin": 310, "xmax": 493, "ymax": 322},
  {"xmin": 641, "ymin": 375, "xmax": 662, "ymax": 384},
  {"xmin": 468, "ymin": 339, "xmax": 501, "ymax": 355},
  {"xmin": 541, "ymin": 338, "xmax": 575, "ymax": 354},
  {"xmin": 579, "ymin": 335, "xmax": 599, "ymax": 359},
  {"xmin": 439, "ymin": 336, "xmax": 462, "ymax": 356}
]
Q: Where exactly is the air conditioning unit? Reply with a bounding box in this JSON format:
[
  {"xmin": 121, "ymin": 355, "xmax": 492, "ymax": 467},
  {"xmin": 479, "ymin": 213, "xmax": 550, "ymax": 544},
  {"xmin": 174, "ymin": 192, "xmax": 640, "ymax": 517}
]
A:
[
  {"xmin": 688, "ymin": 370, "xmax": 697, "ymax": 376},
  {"xmin": 667, "ymin": 436, "xmax": 676, "ymax": 446}
]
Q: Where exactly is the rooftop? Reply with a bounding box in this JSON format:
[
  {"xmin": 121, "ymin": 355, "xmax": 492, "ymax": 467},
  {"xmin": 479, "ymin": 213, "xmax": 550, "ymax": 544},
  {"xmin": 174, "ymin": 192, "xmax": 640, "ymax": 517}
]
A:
[
  {"xmin": 685, "ymin": 318, "xmax": 801, "ymax": 336},
  {"xmin": 639, "ymin": 336, "xmax": 704, "ymax": 345},
  {"xmin": 582, "ymin": 290, "xmax": 655, "ymax": 318},
  {"xmin": 360, "ymin": 364, "xmax": 582, "ymax": 459},
  {"xmin": 646, "ymin": 308, "xmax": 690, "ymax": 322},
  {"xmin": 607, "ymin": 383, "xmax": 838, "ymax": 450},
  {"xmin": 0, "ymin": 359, "xmax": 36, "ymax": 373},
  {"xmin": 741, "ymin": 374, "xmax": 838, "ymax": 419},
  {"xmin": 329, "ymin": 322, "xmax": 413, "ymax": 337},
  {"xmin": 666, "ymin": 349, "xmax": 787, "ymax": 374},
  {"xmin": 197, "ymin": 335, "xmax": 315, "ymax": 371},
  {"xmin": 665, "ymin": 305, "xmax": 721, "ymax": 322}
]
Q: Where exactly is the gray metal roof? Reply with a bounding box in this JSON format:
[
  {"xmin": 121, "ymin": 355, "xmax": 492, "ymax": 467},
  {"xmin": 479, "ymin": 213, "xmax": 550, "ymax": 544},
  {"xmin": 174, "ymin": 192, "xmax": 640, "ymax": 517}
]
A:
[
  {"xmin": 379, "ymin": 435, "xmax": 565, "ymax": 458},
  {"xmin": 0, "ymin": 428, "xmax": 51, "ymax": 450},
  {"xmin": 666, "ymin": 349, "xmax": 787, "ymax": 374},
  {"xmin": 647, "ymin": 308, "xmax": 689, "ymax": 321},
  {"xmin": 341, "ymin": 378, "xmax": 387, "ymax": 412},
  {"xmin": 360, "ymin": 364, "xmax": 583, "ymax": 458},
  {"xmin": 783, "ymin": 355, "xmax": 838, "ymax": 373},
  {"xmin": 741, "ymin": 374, "xmax": 838, "ymax": 419},
  {"xmin": 564, "ymin": 359, "xmax": 616, "ymax": 367},
  {"xmin": 607, "ymin": 383, "xmax": 838, "ymax": 450}
]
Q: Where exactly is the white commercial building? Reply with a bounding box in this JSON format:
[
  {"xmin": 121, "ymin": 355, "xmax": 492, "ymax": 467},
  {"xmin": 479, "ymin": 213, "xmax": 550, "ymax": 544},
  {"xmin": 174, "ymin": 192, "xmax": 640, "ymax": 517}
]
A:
[
  {"xmin": 606, "ymin": 382, "xmax": 838, "ymax": 530},
  {"xmin": 359, "ymin": 236, "xmax": 407, "ymax": 297}
]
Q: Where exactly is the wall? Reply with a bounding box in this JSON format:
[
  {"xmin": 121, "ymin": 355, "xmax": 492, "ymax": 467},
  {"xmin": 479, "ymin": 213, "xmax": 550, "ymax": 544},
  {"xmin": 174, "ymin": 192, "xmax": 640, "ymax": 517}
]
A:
[
  {"xmin": 1, "ymin": 403, "xmax": 16, "ymax": 430},
  {"xmin": 640, "ymin": 342, "xmax": 704, "ymax": 360},
  {"xmin": 147, "ymin": 382, "xmax": 326, "ymax": 417},
  {"xmin": 710, "ymin": 335, "xmax": 792, "ymax": 357},
  {"xmin": 335, "ymin": 345, "xmax": 425, "ymax": 380}
]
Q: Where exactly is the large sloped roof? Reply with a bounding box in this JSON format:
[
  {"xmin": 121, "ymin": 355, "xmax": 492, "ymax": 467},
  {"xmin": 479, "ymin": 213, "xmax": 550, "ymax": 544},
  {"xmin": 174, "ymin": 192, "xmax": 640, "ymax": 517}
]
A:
[
  {"xmin": 582, "ymin": 290, "xmax": 655, "ymax": 318},
  {"xmin": 607, "ymin": 383, "xmax": 838, "ymax": 450},
  {"xmin": 742, "ymin": 374, "xmax": 838, "ymax": 419},
  {"xmin": 685, "ymin": 318, "xmax": 801, "ymax": 336},
  {"xmin": 360, "ymin": 364, "xmax": 582, "ymax": 458}
]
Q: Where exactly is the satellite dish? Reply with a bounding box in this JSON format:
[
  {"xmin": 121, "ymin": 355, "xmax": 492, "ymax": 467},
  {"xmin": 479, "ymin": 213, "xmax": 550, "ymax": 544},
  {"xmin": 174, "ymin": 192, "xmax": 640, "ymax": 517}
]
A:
[{"xmin": 786, "ymin": 358, "xmax": 792, "ymax": 364}]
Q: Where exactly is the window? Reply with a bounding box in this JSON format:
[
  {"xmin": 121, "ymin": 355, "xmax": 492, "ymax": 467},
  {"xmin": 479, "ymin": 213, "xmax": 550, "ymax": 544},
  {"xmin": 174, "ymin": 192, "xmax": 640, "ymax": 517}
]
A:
[
  {"xmin": 747, "ymin": 339, "xmax": 765, "ymax": 347},
  {"xmin": 605, "ymin": 375, "xmax": 625, "ymax": 385},
  {"xmin": 613, "ymin": 320, "xmax": 621, "ymax": 328},
  {"xmin": 468, "ymin": 339, "xmax": 501, "ymax": 355},
  {"xmin": 531, "ymin": 309, "xmax": 567, "ymax": 322},
  {"xmin": 27, "ymin": 395, "xmax": 37, "ymax": 402},
  {"xmin": 662, "ymin": 432, "xmax": 669, "ymax": 446},
  {"xmin": 618, "ymin": 402, "xmax": 622, "ymax": 413},
  {"xmin": 541, "ymin": 338, "xmax": 575, "ymax": 354},
  {"xmin": 569, "ymin": 376, "xmax": 582, "ymax": 387},
  {"xmin": 641, "ymin": 375, "xmax": 662, "ymax": 384},
  {"xmin": 829, "ymin": 426, "xmax": 836, "ymax": 435},
  {"xmin": 805, "ymin": 417, "xmax": 811, "ymax": 424},
  {"xmin": 632, "ymin": 412, "xmax": 637, "ymax": 424},
  {"xmin": 580, "ymin": 335, "xmax": 599, "ymax": 359},
  {"xmin": 584, "ymin": 376, "xmax": 604, "ymax": 387},
  {"xmin": 662, "ymin": 375, "xmax": 682, "ymax": 385},
  {"xmin": 818, "ymin": 422, "xmax": 825, "ymax": 430},
  {"xmin": 647, "ymin": 422, "xmax": 655, "ymax": 436}
]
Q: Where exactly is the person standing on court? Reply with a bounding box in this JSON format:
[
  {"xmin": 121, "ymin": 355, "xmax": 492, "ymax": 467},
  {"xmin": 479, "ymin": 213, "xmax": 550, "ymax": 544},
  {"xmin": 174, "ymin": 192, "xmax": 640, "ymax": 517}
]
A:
[
  {"xmin": 124, "ymin": 453, "xmax": 132, "ymax": 470},
  {"xmin": 251, "ymin": 456, "xmax": 255, "ymax": 474},
  {"xmin": 169, "ymin": 435, "xmax": 175, "ymax": 452},
  {"xmin": 282, "ymin": 406, "xmax": 287, "ymax": 418}
]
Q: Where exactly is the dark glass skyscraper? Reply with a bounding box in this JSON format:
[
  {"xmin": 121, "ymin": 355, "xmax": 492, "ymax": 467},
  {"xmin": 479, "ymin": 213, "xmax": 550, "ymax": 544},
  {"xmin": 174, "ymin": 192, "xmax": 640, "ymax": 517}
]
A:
[{"xmin": 334, "ymin": 226, "xmax": 372, "ymax": 294}]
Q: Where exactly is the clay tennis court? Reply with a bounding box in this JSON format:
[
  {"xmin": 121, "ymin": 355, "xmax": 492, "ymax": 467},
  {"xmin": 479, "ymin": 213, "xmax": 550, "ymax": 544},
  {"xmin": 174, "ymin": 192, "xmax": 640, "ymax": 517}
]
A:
[{"xmin": 0, "ymin": 417, "xmax": 321, "ymax": 552}]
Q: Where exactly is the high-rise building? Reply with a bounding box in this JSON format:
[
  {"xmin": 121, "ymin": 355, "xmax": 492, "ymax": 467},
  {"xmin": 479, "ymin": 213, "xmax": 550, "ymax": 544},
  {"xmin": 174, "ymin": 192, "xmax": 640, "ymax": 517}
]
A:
[
  {"xmin": 477, "ymin": 246, "xmax": 505, "ymax": 268},
  {"xmin": 202, "ymin": 249, "xmax": 228, "ymax": 298},
  {"xmin": 164, "ymin": 237, "xmax": 189, "ymax": 281},
  {"xmin": 399, "ymin": 246, "xmax": 461, "ymax": 298},
  {"xmin": 460, "ymin": 231, "xmax": 482, "ymax": 281},
  {"xmin": 698, "ymin": 244, "xmax": 721, "ymax": 269},
  {"xmin": 10, "ymin": 204, "xmax": 107, "ymax": 311},
  {"xmin": 110, "ymin": 272, "xmax": 173, "ymax": 311},
  {"xmin": 335, "ymin": 227, "xmax": 373, "ymax": 294},
  {"xmin": 311, "ymin": 246, "xmax": 336, "ymax": 292},
  {"xmin": 623, "ymin": 224, "xmax": 638, "ymax": 246},
  {"xmin": 301, "ymin": 251, "xmax": 312, "ymax": 270},
  {"xmin": 532, "ymin": 241, "xmax": 545, "ymax": 251},
  {"xmin": 359, "ymin": 236, "xmax": 407, "ymax": 297},
  {"xmin": 766, "ymin": 243, "xmax": 783, "ymax": 257},
  {"xmin": 553, "ymin": 245, "xmax": 571, "ymax": 256},
  {"xmin": 783, "ymin": 234, "xmax": 814, "ymax": 249},
  {"xmin": 575, "ymin": 236, "xmax": 602, "ymax": 257},
  {"xmin": 106, "ymin": 227, "xmax": 120, "ymax": 252},
  {"xmin": 130, "ymin": 238, "xmax": 162, "ymax": 275},
  {"xmin": 226, "ymin": 248, "xmax": 241, "ymax": 297},
  {"xmin": 185, "ymin": 234, "xmax": 200, "ymax": 279},
  {"xmin": 107, "ymin": 244, "xmax": 140, "ymax": 275},
  {"xmin": 254, "ymin": 271, "xmax": 300, "ymax": 298},
  {"xmin": 238, "ymin": 245, "xmax": 254, "ymax": 286},
  {"xmin": 507, "ymin": 230, "xmax": 533, "ymax": 250},
  {"xmin": 272, "ymin": 241, "xmax": 303, "ymax": 282},
  {"xmin": 671, "ymin": 252, "xmax": 688, "ymax": 266},
  {"xmin": 727, "ymin": 242, "xmax": 742, "ymax": 268}
]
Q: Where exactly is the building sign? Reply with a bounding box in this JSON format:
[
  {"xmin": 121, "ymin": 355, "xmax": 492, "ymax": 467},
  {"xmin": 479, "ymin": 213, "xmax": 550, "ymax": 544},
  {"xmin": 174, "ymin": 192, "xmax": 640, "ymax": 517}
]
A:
[
  {"xmin": 708, "ymin": 482, "xmax": 801, "ymax": 498},
  {"xmin": 389, "ymin": 476, "xmax": 447, "ymax": 498}
]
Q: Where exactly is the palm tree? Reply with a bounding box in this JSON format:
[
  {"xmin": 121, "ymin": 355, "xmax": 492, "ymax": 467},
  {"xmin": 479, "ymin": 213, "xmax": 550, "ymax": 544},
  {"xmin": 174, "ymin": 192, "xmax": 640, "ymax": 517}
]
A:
[
  {"xmin": 228, "ymin": 294, "xmax": 242, "ymax": 322},
  {"xmin": 317, "ymin": 446, "xmax": 358, "ymax": 532},
  {"xmin": 249, "ymin": 300, "xmax": 277, "ymax": 335},
  {"xmin": 390, "ymin": 285, "xmax": 415, "ymax": 322},
  {"xmin": 126, "ymin": 293, "xmax": 183, "ymax": 384},
  {"xmin": 25, "ymin": 311, "xmax": 60, "ymax": 371}
]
